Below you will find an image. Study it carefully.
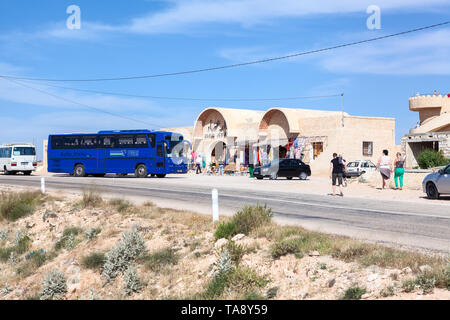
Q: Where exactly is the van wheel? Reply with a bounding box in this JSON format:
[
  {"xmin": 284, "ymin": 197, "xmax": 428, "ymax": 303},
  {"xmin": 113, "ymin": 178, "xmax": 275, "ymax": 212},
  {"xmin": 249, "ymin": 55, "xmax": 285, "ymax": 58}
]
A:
[
  {"xmin": 426, "ymin": 182, "xmax": 439, "ymax": 199},
  {"xmin": 299, "ymin": 172, "xmax": 308, "ymax": 180},
  {"xmin": 23, "ymin": 171, "xmax": 32, "ymax": 176},
  {"xmin": 135, "ymin": 164, "xmax": 148, "ymax": 178},
  {"xmin": 73, "ymin": 164, "xmax": 86, "ymax": 177}
]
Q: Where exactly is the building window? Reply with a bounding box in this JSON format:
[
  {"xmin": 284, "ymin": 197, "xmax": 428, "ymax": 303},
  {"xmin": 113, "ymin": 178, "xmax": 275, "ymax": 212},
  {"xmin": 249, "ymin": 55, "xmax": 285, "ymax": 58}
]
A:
[
  {"xmin": 363, "ymin": 142, "xmax": 373, "ymax": 156},
  {"xmin": 312, "ymin": 142, "xmax": 324, "ymax": 160}
]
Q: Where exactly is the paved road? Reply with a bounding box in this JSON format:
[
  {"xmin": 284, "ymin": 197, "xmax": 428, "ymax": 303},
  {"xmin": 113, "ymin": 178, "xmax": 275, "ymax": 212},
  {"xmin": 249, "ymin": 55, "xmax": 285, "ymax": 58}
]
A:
[{"xmin": 1, "ymin": 175, "xmax": 449, "ymax": 252}]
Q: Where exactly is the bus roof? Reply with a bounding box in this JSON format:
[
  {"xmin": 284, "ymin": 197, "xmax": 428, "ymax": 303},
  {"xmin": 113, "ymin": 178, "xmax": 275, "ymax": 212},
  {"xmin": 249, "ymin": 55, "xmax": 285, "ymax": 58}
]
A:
[
  {"xmin": 1, "ymin": 143, "xmax": 35, "ymax": 147},
  {"xmin": 49, "ymin": 130, "xmax": 182, "ymax": 136}
]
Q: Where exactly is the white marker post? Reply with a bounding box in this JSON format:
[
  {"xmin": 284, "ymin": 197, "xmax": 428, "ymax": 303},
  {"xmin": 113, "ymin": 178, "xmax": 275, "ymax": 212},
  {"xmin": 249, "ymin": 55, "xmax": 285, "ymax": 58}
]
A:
[
  {"xmin": 212, "ymin": 188, "xmax": 219, "ymax": 222},
  {"xmin": 41, "ymin": 177, "xmax": 46, "ymax": 194}
]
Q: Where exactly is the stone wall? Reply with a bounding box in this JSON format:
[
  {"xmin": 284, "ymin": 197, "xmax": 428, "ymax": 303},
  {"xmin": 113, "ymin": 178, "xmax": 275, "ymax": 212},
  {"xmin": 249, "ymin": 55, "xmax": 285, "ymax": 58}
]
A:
[{"xmin": 402, "ymin": 132, "xmax": 450, "ymax": 167}]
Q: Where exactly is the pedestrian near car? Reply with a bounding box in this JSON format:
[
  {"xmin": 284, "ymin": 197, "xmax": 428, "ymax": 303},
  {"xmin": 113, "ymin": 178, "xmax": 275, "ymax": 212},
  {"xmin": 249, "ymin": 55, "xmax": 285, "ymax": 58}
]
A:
[
  {"xmin": 377, "ymin": 149, "xmax": 393, "ymax": 190},
  {"xmin": 394, "ymin": 152, "xmax": 406, "ymax": 190},
  {"xmin": 330, "ymin": 153, "xmax": 344, "ymax": 196}
]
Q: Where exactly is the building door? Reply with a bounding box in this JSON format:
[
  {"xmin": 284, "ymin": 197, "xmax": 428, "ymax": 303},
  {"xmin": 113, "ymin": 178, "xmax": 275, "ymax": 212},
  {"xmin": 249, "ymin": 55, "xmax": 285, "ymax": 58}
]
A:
[{"xmin": 312, "ymin": 142, "xmax": 323, "ymax": 160}]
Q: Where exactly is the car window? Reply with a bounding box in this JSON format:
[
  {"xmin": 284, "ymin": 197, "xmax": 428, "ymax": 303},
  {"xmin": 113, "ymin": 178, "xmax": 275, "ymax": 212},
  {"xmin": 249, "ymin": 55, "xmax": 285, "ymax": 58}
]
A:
[
  {"xmin": 444, "ymin": 165, "xmax": 450, "ymax": 174},
  {"xmin": 347, "ymin": 162, "xmax": 359, "ymax": 167}
]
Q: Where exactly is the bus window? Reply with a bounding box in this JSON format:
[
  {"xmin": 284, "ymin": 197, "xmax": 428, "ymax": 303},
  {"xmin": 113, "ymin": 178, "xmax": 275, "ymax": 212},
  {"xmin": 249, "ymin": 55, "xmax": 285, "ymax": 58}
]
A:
[
  {"xmin": 118, "ymin": 135, "xmax": 134, "ymax": 147},
  {"xmin": 134, "ymin": 134, "xmax": 148, "ymax": 148},
  {"xmin": 147, "ymin": 133, "xmax": 156, "ymax": 148},
  {"xmin": 13, "ymin": 146, "xmax": 36, "ymax": 156},
  {"xmin": 99, "ymin": 135, "xmax": 117, "ymax": 148},
  {"xmin": 80, "ymin": 136, "xmax": 98, "ymax": 148}
]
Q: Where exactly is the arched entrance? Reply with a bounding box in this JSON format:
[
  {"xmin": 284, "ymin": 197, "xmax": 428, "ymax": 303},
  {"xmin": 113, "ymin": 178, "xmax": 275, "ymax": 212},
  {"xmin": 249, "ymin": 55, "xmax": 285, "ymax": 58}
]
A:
[{"xmin": 209, "ymin": 140, "xmax": 227, "ymax": 165}]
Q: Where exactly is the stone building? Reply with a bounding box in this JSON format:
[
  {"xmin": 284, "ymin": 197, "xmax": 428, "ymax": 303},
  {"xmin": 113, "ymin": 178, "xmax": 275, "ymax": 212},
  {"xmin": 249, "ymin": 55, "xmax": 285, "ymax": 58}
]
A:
[
  {"xmin": 169, "ymin": 106, "xmax": 396, "ymax": 174},
  {"xmin": 402, "ymin": 94, "xmax": 450, "ymax": 168}
]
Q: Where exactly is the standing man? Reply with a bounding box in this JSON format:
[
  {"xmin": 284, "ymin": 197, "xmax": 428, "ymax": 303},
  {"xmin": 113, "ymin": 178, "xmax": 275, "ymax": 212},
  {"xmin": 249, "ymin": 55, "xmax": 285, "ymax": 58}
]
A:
[
  {"xmin": 329, "ymin": 153, "xmax": 344, "ymax": 196},
  {"xmin": 195, "ymin": 153, "xmax": 202, "ymax": 174}
]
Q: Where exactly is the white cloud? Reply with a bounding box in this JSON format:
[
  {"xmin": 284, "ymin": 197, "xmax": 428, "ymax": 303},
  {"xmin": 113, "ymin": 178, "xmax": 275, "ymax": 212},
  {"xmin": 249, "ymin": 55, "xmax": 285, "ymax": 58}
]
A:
[
  {"xmin": 125, "ymin": 0, "xmax": 449, "ymax": 34},
  {"xmin": 0, "ymin": 75, "xmax": 162, "ymax": 113},
  {"xmin": 319, "ymin": 28, "xmax": 450, "ymax": 75}
]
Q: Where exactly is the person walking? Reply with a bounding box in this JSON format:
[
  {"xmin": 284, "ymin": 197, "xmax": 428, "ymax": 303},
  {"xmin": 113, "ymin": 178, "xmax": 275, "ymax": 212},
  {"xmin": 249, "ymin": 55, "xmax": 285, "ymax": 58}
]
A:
[
  {"xmin": 195, "ymin": 153, "xmax": 202, "ymax": 174},
  {"xmin": 329, "ymin": 153, "xmax": 344, "ymax": 196},
  {"xmin": 218, "ymin": 157, "xmax": 224, "ymax": 176},
  {"xmin": 377, "ymin": 149, "xmax": 393, "ymax": 190},
  {"xmin": 394, "ymin": 152, "xmax": 406, "ymax": 190}
]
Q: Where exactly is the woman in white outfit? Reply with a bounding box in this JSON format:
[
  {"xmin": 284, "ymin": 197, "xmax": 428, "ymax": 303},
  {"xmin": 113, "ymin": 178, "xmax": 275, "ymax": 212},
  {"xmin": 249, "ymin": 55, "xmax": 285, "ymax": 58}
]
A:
[{"xmin": 377, "ymin": 149, "xmax": 393, "ymax": 190}]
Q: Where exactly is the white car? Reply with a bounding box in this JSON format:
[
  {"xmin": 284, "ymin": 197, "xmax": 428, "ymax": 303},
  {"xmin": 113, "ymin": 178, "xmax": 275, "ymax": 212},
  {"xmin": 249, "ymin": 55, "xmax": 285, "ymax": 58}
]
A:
[
  {"xmin": 345, "ymin": 160, "xmax": 377, "ymax": 177},
  {"xmin": 0, "ymin": 143, "xmax": 37, "ymax": 175},
  {"xmin": 422, "ymin": 164, "xmax": 450, "ymax": 199}
]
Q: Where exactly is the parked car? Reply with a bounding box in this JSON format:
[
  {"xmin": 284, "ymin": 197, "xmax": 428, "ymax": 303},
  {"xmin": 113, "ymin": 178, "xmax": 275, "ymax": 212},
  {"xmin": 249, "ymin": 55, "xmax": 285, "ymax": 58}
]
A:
[
  {"xmin": 422, "ymin": 164, "xmax": 450, "ymax": 199},
  {"xmin": 253, "ymin": 159, "xmax": 311, "ymax": 180},
  {"xmin": 345, "ymin": 160, "xmax": 377, "ymax": 178}
]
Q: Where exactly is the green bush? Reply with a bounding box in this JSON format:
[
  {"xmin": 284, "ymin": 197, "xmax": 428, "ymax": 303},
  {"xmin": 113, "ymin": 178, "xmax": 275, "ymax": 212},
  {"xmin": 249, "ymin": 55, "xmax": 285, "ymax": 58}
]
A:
[
  {"xmin": 40, "ymin": 270, "xmax": 67, "ymax": 300},
  {"xmin": 340, "ymin": 286, "xmax": 366, "ymax": 300},
  {"xmin": 0, "ymin": 191, "xmax": 43, "ymax": 221},
  {"xmin": 102, "ymin": 227, "xmax": 146, "ymax": 284},
  {"xmin": 109, "ymin": 199, "xmax": 132, "ymax": 213},
  {"xmin": 417, "ymin": 149, "xmax": 450, "ymax": 169},
  {"xmin": 402, "ymin": 280, "xmax": 416, "ymax": 292},
  {"xmin": 123, "ymin": 266, "xmax": 144, "ymax": 296},
  {"xmin": 271, "ymin": 238, "xmax": 303, "ymax": 259},
  {"xmin": 144, "ymin": 248, "xmax": 179, "ymax": 272},
  {"xmin": 55, "ymin": 227, "xmax": 83, "ymax": 251},
  {"xmin": 81, "ymin": 252, "xmax": 106, "ymax": 270},
  {"xmin": 215, "ymin": 221, "xmax": 238, "ymax": 240},
  {"xmin": 214, "ymin": 204, "xmax": 273, "ymax": 240}
]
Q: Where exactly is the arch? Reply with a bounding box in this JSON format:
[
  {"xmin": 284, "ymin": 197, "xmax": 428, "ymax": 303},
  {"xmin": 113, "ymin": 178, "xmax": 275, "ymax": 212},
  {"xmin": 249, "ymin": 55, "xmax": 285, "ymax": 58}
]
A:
[
  {"xmin": 258, "ymin": 109, "xmax": 292, "ymax": 140},
  {"xmin": 193, "ymin": 108, "xmax": 228, "ymax": 139}
]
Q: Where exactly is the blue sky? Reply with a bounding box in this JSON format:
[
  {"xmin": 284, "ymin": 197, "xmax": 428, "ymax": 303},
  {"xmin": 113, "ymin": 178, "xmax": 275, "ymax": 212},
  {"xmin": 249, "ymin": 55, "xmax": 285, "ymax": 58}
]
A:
[{"xmin": 0, "ymin": 0, "xmax": 450, "ymax": 159}]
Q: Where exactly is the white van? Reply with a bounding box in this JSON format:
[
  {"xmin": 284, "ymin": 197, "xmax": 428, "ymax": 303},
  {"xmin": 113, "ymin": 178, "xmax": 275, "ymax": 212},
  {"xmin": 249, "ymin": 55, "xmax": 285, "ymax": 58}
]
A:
[{"xmin": 0, "ymin": 143, "xmax": 37, "ymax": 175}]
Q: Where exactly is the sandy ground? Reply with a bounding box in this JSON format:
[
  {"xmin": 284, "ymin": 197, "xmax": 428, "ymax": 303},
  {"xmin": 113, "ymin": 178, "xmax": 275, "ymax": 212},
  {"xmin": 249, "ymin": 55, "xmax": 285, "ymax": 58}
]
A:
[{"xmin": 0, "ymin": 186, "xmax": 448, "ymax": 300}]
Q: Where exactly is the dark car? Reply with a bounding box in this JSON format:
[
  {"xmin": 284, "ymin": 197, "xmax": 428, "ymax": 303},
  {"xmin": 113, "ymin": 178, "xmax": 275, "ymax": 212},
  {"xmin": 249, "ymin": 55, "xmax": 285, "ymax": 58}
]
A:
[{"xmin": 253, "ymin": 159, "xmax": 311, "ymax": 180}]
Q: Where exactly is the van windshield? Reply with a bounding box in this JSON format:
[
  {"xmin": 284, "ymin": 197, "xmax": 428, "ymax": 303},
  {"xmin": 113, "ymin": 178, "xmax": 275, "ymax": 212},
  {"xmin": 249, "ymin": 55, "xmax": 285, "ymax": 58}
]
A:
[{"xmin": 13, "ymin": 147, "xmax": 36, "ymax": 156}]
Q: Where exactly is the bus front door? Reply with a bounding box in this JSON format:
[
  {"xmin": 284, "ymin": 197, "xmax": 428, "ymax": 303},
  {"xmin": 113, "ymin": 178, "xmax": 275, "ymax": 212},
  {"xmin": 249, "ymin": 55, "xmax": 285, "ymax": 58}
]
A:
[{"xmin": 154, "ymin": 143, "xmax": 165, "ymax": 175}]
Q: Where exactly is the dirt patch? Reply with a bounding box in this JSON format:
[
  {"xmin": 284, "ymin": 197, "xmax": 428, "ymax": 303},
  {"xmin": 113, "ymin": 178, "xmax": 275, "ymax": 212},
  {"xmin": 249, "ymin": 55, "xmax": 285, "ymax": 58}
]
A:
[{"xmin": 0, "ymin": 186, "xmax": 448, "ymax": 300}]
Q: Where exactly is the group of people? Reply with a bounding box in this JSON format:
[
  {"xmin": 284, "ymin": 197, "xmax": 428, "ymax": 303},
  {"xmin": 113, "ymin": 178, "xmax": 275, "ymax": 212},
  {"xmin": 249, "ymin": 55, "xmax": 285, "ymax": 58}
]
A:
[
  {"xmin": 329, "ymin": 150, "xmax": 406, "ymax": 196},
  {"xmin": 376, "ymin": 150, "xmax": 406, "ymax": 190},
  {"xmin": 433, "ymin": 90, "xmax": 450, "ymax": 98}
]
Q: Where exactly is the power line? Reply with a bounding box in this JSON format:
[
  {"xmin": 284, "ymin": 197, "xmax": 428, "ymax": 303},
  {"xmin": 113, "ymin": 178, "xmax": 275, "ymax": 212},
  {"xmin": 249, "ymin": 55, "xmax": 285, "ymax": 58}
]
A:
[
  {"xmin": 1, "ymin": 77, "xmax": 162, "ymax": 128},
  {"xmin": 15, "ymin": 80, "xmax": 343, "ymax": 102},
  {"xmin": 0, "ymin": 21, "xmax": 448, "ymax": 82}
]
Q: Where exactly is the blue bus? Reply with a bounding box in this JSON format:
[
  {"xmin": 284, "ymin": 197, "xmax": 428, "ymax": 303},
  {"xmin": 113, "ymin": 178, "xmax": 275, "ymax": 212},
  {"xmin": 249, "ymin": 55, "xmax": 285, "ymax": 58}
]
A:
[{"xmin": 47, "ymin": 130, "xmax": 188, "ymax": 178}]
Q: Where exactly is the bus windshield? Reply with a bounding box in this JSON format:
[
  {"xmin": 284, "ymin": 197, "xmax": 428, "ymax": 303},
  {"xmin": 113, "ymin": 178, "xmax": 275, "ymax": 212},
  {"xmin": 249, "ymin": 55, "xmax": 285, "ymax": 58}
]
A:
[
  {"xmin": 164, "ymin": 135, "xmax": 185, "ymax": 158},
  {"xmin": 13, "ymin": 147, "xmax": 36, "ymax": 156}
]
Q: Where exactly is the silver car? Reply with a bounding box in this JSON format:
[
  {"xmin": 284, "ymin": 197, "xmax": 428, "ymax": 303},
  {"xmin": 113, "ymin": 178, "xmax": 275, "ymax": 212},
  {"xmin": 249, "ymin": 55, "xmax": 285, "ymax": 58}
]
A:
[{"xmin": 422, "ymin": 164, "xmax": 450, "ymax": 199}]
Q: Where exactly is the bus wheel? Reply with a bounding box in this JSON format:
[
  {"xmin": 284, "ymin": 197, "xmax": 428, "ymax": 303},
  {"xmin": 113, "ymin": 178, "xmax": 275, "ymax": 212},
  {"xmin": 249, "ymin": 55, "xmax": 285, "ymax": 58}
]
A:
[
  {"xmin": 156, "ymin": 174, "xmax": 166, "ymax": 178},
  {"xmin": 135, "ymin": 164, "xmax": 148, "ymax": 178},
  {"xmin": 74, "ymin": 164, "xmax": 86, "ymax": 177},
  {"xmin": 23, "ymin": 171, "xmax": 32, "ymax": 176}
]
